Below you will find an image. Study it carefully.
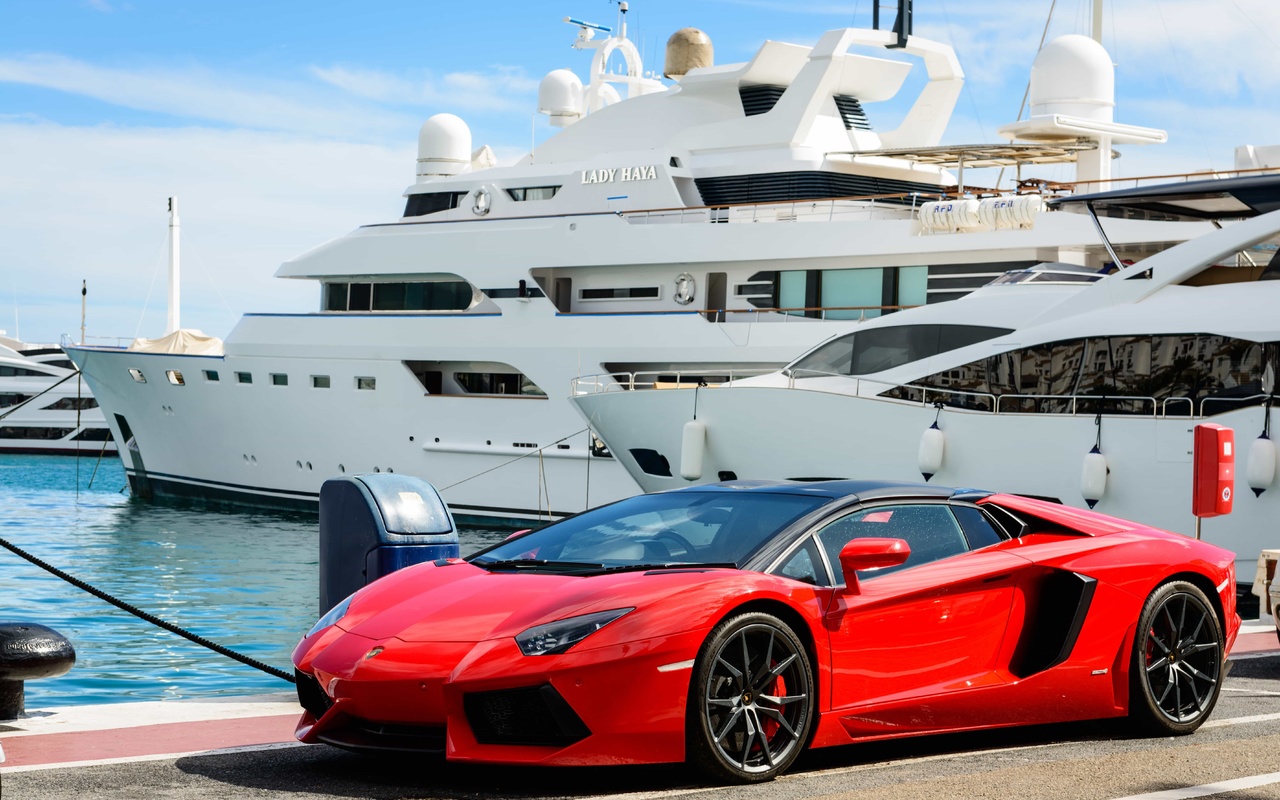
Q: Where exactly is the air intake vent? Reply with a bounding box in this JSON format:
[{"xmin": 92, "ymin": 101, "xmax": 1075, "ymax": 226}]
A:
[
  {"xmin": 464, "ymin": 684, "xmax": 591, "ymax": 746},
  {"xmin": 694, "ymin": 171, "xmax": 943, "ymax": 206},
  {"xmin": 739, "ymin": 85, "xmax": 787, "ymax": 116},
  {"xmin": 834, "ymin": 95, "xmax": 872, "ymax": 131}
]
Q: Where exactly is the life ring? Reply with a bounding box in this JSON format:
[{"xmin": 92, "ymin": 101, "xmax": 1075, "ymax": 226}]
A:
[
  {"xmin": 472, "ymin": 187, "xmax": 492, "ymax": 216},
  {"xmin": 673, "ymin": 272, "xmax": 696, "ymax": 305}
]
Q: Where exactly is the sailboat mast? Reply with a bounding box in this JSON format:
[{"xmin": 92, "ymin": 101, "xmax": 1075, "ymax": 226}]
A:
[
  {"xmin": 166, "ymin": 196, "xmax": 181, "ymax": 335},
  {"xmin": 1092, "ymin": 0, "xmax": 1103, "ymax": 44}
]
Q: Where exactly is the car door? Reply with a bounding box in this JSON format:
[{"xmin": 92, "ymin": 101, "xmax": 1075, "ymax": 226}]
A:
[{"xmin": 818, "ymin": 502, "xmax": 1028, "ymax": 735}]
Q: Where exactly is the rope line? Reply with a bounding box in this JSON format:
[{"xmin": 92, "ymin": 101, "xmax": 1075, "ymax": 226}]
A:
[
  {"xmin": 438, "ymin": 428, "xmax": 589, "ymax": 492},
  {"xmin": 0, "ymin": 535, "xmax": 295, "ymax": 684},
  {"xmin": 0, "ymin": 372, "xmax": 77, "ymax": 421}
]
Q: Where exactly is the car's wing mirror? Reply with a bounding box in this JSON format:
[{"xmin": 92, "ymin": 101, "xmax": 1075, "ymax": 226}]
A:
[{"xmin": 838, "ymin": 537, "xmax": 910, "ymax": 583}]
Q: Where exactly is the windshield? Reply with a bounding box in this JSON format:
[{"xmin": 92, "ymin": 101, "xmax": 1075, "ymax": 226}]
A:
[{"xmin": 471, "ymin": 491, "xmax": 830, "ymax": 572}]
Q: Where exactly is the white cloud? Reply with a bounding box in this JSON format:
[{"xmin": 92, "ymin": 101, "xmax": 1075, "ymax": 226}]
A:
[
  {"xmin": 0, "ymin": 54, "xmax": 413, "ymax": 140},
  {"xmin": 309, "ymin": 63, "xmax": 540, "ymax": 112},
  {"xmin": 0, "ymin": 121, "xmax": 416, "ymax": 343}
]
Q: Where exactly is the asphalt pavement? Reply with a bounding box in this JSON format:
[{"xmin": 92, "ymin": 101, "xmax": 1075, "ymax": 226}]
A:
[{"xmin": 5, "ymin": 652, "xmax": 1279, "ymax": 800}]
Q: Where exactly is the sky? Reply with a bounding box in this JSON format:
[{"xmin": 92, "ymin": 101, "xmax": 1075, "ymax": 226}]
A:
[{"xmin": 1, "ymin": 0, "xmax": 1278, "ymax": 344}]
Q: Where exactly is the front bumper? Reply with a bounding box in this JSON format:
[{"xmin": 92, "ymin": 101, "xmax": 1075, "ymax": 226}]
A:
[{"xmin": 293, "ymin": 625, "xmax": 706, "ymax": 766}]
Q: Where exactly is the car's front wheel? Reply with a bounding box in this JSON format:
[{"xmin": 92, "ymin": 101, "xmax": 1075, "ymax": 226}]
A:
[
  {"xmin": 687, "ymin": 612, "xmax": 813, "ymax": 783},
  {"xmin": 1129, "ymin": 580, "xmax": 1224, "ymax": 735}
]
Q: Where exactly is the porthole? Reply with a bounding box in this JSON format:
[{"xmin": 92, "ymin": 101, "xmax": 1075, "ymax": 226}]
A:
[
  {"xmin": 129, "ymin": 368, "xmax": 147, "ymax": 384},
  {"xmin": 166, "ymin": 370, "xmax": 185, "ymax": 386},
  {"xmin": 339, "ymin": 463, "xmax": 345, "ymax": 473},
  {"xmin": 296, "ymin": 460, "xmax": 302, "ymax": 470},
  {"xmin": 306, "ymin": 462, "xmax": 312, "ymax": 471}
]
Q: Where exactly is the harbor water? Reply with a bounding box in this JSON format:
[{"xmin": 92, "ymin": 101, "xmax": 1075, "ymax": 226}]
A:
[{"xmin": 0, "ymin": 454, "xmax": 512, "ymax": 709}]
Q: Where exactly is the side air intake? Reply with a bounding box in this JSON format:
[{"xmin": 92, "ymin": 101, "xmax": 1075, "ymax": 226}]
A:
[{"xmin": 740, "ymin": 85, "xmax": 787, "ymax": 116}]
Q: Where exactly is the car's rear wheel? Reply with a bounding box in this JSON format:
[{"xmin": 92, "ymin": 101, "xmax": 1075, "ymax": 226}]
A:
[
  {"xmin": 1129, "ymin": 580, "xmax": 1224, "ymax": 735},
  {"xmin": 687, "ymin": 612, "xmax": 813, "ymax": 784}
]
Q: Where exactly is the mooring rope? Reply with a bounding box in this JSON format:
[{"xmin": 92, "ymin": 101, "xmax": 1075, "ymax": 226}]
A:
[{"xmin": 0, "ymin": 535, "xmax": 295, "ymax": 684}]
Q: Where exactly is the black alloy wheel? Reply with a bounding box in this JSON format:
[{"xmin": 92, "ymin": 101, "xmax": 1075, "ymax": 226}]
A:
[
  {"xmin": 1130, "ymin": 580, "xmax": 1224, "ymax": 735},
  {"xmin": 687, "ymin": 612, "xmax": 813, "ymax": 783}
]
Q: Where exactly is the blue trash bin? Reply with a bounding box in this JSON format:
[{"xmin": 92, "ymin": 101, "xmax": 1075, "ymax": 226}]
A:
[{"xmin": 318, "ymin": 474, "xmax": 460, "ymax": 615}]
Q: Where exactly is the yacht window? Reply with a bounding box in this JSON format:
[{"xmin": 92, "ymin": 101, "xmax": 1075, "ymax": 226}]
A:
[
  {"xmin": 403, "ymin": 191, "xmax": 467, "ymax": 217},
  {"xmin": 506, "ymin": 186, "xmax": 560, "ymax": 201},
  {"xmin": 42, "ymin": 397, "xmax": 98, "ymax": 410},
  {"xmin": 0, "ymin": 365, "xmax": 51, "ymax": 377},
  {"xmin": 312, "ymin": 375, "xmax": 330, "ymax": 389},
  {"xmin": 356, "ymin": 377, "xmax": 376, "ymax": 390},
  {"xmin": 822, "ymin": 268, "xmax": 884, "ymax": 320},
  {"xmin": 790, "ymin": 325, "xmax": 1013, "ymax": 378},
  {"xmin": 325, "ymin": 283, "xmax": 348, "ymax": 312},
  {"xmin": 203, "ymin": 370, "xmax": 219, "ymax": 382},
  {"xmin": 735, "ymin": 283, "xmax": 773, "ymax": 296},
  {"xmin": 0, "ymin": 393, "xmax": 32, "ymax": 407},
  {"xmin": 579, "ymin": 287, "xmax": 661, "ymax": 300},
  {"xmin": 0, "ymin": 426, "xmax": 74, "ymax": 440},
  {"xmin": 454, "ymin": 372, "xmax": 546, "ymax": 396},
  {"xmin": 271, "ymin": 373, "xmax": 288, "ymax": 386},
  {"xmin": 236, "ymin": 372, "xmax": 252, "ymax": 384},
  {"xmin": 349, "ymin": 283, "xmax": 373, "ymax": 311},
  {"xmin": 129, "ymin": 368, "xmax": 146, "ymax": 384},
  {"xmin": 72, "ymin": 428, "xmax": 112, "ymax": 442},
  {"xmin": 166, "ymin": 370, "xmax": 185, "ymax": 386},
  {"xmin": 325, "ymin": 281, "xmax": 474, "ymax": 312},
  {"xmin": 483, "ymin": 286, "xmax": 546, "ymax": 299},
  {"xmin": 886, "ymin": 336, "xmax": 1280, "ymax": 416}
]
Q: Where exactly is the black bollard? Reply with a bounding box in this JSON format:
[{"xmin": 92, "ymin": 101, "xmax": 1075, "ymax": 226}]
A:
[{"xmin": 0, "ymin": 623, "xmax": 75, "ymax": 720}]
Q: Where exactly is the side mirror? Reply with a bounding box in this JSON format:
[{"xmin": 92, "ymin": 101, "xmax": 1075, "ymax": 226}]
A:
[{"xmin": 838, "ymin": 537, "xmax": 910, "ymax": 581}]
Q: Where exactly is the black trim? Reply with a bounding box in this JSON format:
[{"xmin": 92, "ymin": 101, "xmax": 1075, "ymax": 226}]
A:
[
  {"xmin": 464, "ymin": 684, "xmax": 590, "ymax": 746},
  {"xmin": 694, "ymin": 171, "xmax": 943, "ymax": 207},
  {"xmin": 1010, "ymin": 571, "xmax": 1097, "ymax": 677}
]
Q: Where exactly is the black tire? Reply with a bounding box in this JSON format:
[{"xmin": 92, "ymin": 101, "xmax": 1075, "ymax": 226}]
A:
[
  {"xmin": 686, "ymin": 612, "xmax": 813, "ymax": 784},
  {"xmin": 1129, "ymin": 580, "xmax": 1224, "ymax": 735}
]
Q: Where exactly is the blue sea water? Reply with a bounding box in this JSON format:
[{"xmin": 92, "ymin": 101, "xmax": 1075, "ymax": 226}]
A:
[{"xmin": 0, "ymin": 455, "xmax": 511, "ymax": 708}]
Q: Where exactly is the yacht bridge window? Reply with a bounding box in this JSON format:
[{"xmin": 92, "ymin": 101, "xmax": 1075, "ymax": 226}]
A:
[
  {"xmin": 403, "ymin": 191, "xmax": 467, "ymax": 218},
  {"xmin": 0, "ymin": 393, "xmax": 32, "ymax": 407},
  {"xmin": 506, "ymin": 186, "xmax": 560, "ymax": 201},
  {"xmin": 885, "ymin": 335, "xmax": 1280, "ymax": 416},
  {"xmin": 325, "ymin": 280, "xmax": 476, "ymax": 312},
  {"xmin": 789, "ymin": 325, "xmax": 1014, "ymax": 378},
  {"xmin": 0, "ymin": 365, "xmax": 52, "ymax": 377}
]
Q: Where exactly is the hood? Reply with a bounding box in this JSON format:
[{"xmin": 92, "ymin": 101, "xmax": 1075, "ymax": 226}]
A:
[{"xmin": 338, "ymin": 561, "xmax": 742, "ymax": 644}]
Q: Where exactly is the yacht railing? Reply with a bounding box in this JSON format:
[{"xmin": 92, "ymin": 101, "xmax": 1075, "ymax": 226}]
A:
[
  {"xmin": 577, "ymin": 368, "xmax": 1267, "ymax": 421},
  {"xmin": 622, "ymin": 194, "xmax": 930, "ymax": 226},
  {"xmin": 571, "ymin": 369, "xmax": 776, "ymax": 396},
  {"xmin": 557, "ymin": 304, "xmax": 921, "ymax": 322}
]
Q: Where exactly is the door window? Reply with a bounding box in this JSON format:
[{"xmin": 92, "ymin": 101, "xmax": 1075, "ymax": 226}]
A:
[{"xmin": 816, "ymin": 504, "xmax": 969, "ymax": 585}]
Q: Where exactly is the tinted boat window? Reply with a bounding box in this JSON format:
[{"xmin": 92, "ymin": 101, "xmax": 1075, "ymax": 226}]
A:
[
  {"xmin": 790, "ymin": 325, "xmax": 1012, "ymax": 377},
  {"xmin": 472, "ymin": 492, "xmax": 829, "ymax": 568}
]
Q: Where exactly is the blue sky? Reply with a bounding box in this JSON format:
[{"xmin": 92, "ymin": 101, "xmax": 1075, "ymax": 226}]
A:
[{"xmin": 2, "ymin": 0, "xmax": 1278, "ymax": 343}]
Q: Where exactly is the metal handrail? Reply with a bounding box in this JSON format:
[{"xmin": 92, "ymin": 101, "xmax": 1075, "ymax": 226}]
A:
[{"xmin": 571, "ymin": 368, "xmax": 775, "ymax": 396}]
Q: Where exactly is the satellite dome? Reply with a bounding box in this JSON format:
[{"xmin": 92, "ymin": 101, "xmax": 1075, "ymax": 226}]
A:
[
  {"xmin": 664, "ymin": 27, "xmax": 713, "ymax": 80},
  {"xmin": 1029, "ymin": 35, "xmax": 1115, "ymax": 123},
  {"xmin": 538, "ymin": 69, "xmax": 584, "ymax": 126},
  {"xmin": 417, "ymin": 114, "xmax": 472, "ymax": 181}
]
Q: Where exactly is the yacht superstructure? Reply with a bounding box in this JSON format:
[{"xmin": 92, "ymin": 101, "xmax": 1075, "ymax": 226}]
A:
[
  {"xmin": 0, "ymin": 334, "xmax": 114, "ymax": 456},
  {"xmin": 65, "ymin": 7, "xmax": 1242, "ymax": 522},
  {"xmin": 571, "ymin": 176, "xmax": 1280, "ymax": 582}
]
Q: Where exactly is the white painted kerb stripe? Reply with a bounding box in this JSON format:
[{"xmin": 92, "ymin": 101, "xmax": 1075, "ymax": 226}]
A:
[{"xmin": 1110, "ymin": 771, "xmax": 1280, "ymax": 800}]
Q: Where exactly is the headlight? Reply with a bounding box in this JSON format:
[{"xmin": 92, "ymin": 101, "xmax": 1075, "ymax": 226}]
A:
[
  {"xmin": 307, "ymin": 595, "xmax": 355, "ymax": 638},
  {"xmin": 516, "ymin": 608, "xmax": 634, "ymax": 656}
]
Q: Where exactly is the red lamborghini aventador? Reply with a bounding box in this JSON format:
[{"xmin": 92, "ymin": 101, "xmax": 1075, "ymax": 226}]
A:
[{"xmin": 292, "ymin": 480, "xmax": 1239, "ymax": 783}]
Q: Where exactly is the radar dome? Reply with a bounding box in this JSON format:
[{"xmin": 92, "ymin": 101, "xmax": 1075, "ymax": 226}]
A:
[
  {"xmin": 417, "ymin": 114, "xmax": 472, "ymax": 182},
  {"xmin": 1029, "ymin": 35, "xmax": 1115, "ymax": 123},
  {"xmin": 538, "ymin": 69, "xmax": 584, "ymax": 127},
  {"xmin": 664, "ymin": 28, "xmax": 713, "ymax": 80}
]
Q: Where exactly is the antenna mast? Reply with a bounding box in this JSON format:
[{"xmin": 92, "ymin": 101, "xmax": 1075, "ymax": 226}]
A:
[{"xmin": 166, "ymin": 197, "xmax": 181, "ymax": 335}]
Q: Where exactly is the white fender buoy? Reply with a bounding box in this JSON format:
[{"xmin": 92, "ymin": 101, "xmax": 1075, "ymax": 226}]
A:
[
  {"xmin": 918, "ymin": 423, "xmax": 945, "ymax": 482},
  {"xmin": 681, "ymin": 420, "xmax": 706, "ymax": 481},
  {"xmin": 1246, "ymin": 433, "xmax": 1276, "ymax": 497},
  {"xmin": 1081, "ymin": 446, "xmax": 1108, "ymax": 509}
]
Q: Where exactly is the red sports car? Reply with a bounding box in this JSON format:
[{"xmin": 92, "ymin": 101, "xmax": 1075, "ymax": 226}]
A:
[{"xmin": 292, "ymin": 480, "xmax": 1239, "ymax": 783}]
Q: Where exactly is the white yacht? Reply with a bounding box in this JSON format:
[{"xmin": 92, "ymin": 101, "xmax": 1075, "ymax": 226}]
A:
[
  {"xmin": 0, "ymin": 333, "xmax": 115, "ymax": 456},
  {"xmin": 65, "ymin": 6, "xmax": 1238, "ymax": 523},
  {"xmin": 571, "ymin": 175, "xmax": 1280, "ymax": 585}
]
